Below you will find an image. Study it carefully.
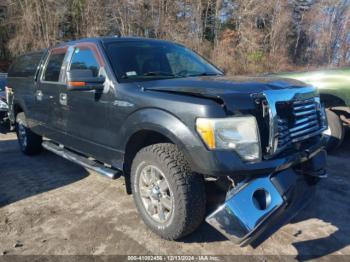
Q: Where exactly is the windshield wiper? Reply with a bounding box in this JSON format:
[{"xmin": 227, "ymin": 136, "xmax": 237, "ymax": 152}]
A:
[
  {"xmin": 187, "ymin": 72, "xmax": 221, "ymax": 77},
  {"xmin": 121, "ymin": 71, "xmax": 176, "ymax": 79},
  {"xmin": 143, "ymin": 71, "xmax": 176, "ymax": 77}
]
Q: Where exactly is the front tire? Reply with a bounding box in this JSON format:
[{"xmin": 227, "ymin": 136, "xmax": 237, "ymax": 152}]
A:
[
  {"xmin": 323, "ymin": 109, "xmax": 344, "ymax": 152},
  {"xmin": 131, "ymin": 143, "xmax": 206, "ymax": 240},
  {"xmin": 15, "ymin": 112, "xmax": 42, "ymax": 155}
]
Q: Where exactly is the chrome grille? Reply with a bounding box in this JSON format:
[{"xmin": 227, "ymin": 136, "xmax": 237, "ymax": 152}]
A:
[
  {"xmin": 276, "ymin": 98, "xmax": 325, "ymax": 151},
  {"xmin": 263, "ymin": 86, "xmax": 327, "ymax": 156}
]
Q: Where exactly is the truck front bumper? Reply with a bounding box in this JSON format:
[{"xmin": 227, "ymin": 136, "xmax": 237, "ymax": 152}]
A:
[
  {"xmin": 187, "ymin": 139, "xmax": 325, "ymax": 177},
  {"xmin": 205, "ymin": 150, "xmax": 326, "ymax": 247}
]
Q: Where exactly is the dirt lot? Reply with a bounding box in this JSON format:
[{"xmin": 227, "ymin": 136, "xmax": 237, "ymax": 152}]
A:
[{"xmin": 0, "ymin": 127, "xmax": 349, "ymax": 260}]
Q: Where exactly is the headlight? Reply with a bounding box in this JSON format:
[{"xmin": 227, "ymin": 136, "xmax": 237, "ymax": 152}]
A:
[
  {"xmin": 0, "ymin": 100, "xmax": 8, "ymax": 110},
  {"xmin": 196, "ymin": 116, "xmax": 261, "ymax": 161}
]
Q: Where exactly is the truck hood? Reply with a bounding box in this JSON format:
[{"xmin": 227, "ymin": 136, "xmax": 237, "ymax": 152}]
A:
[{"xmin": 141, "ymin": 75, "xmax": 309, "ymax": 112}]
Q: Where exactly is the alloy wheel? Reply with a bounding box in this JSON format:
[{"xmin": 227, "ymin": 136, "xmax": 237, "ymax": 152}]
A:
[{"xmin": 138, "ymin": 164, "xmax": 173, "ymax": 223}]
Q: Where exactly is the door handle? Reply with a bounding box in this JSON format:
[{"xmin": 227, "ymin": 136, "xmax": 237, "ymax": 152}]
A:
[
  {"xmin": 36, "ymin": 90, "xmax": 43, "ymax": 101},
  {"xmin": 59, "ymin": 93, "xmax": 67, "ymax": 106}
]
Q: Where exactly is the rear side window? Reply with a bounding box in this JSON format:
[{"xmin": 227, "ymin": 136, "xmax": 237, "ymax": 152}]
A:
[
  {"xmin": 70, "ymin": 48, "xmax": 100, "ymax": 77},
  {"xmin": 8, "ymin": 52, "xmax": 44, "ymax": 78},
  {"xmin": 0, "ymin": 78, "xmax": 6, "ymax": 91},
  {"xmin": 43, "ymin": 51, "xmax": 66, "ymax": 82}
]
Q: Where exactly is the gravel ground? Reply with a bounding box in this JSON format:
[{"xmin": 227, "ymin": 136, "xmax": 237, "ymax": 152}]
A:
[{"xmin": 0, "ymin": 127, "xmax": 349, "ymax": 260}]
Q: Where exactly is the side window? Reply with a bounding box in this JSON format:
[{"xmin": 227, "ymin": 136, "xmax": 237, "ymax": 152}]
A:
[
  {"xmin": 43, "ymin": 51, "xmax": 66, "ymax": 82},
  {"xmin": 8, "ymin": 53, "xmax": 43, "ymax": 78},
  {"xmin": 8, "ymin": 56, "xmax": 24, "ymax": 77},
  {"xmin": 70, "ymin": 48, "xmax": 100, "ymax": 77}
]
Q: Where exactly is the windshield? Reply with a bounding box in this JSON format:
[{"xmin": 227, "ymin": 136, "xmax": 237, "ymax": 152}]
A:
[{"xmin": 104, "ymin": 41, "xmax": 222, "ymax": 82}]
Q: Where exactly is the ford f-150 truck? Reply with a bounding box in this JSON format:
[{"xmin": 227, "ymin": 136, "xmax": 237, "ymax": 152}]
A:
[{"xmin": 7, "ymin": 37, "xmax": 328, "ymax": 247}]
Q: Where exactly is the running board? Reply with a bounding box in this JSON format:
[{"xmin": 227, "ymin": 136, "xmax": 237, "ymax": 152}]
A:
[{"xmin": 42, "ymin": 141, "xmax": 121, "ymax": 179}]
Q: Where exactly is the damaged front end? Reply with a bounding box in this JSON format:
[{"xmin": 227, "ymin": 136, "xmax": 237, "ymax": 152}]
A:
[{"xmin": 206, "ymin": 150, "xmax": 327, "ymax": 247}]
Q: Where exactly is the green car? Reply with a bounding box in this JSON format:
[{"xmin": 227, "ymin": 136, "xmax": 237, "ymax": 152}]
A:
[{"xmin": 277, "ymin": 68, "xmax": 350, "ymax": 151}]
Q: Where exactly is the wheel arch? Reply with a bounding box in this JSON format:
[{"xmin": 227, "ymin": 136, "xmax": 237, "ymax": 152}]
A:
[
  {"xmin": 123, "ymin": 129, "xmax": 174, "ymax": 173},
  {"xmin": 121, "ymin": 108, "xmax": 203, "ymax": 194},
  {"xmin": 10, "ymin": 102, "xmax": 24, "ymax": 125},
  {"xmin": 320, "ymin": 93, "xmax": 346, "ymax": 108},
  {"xmin": 13, "ymin": 103, "xmax": 24, "ymax": 115}
]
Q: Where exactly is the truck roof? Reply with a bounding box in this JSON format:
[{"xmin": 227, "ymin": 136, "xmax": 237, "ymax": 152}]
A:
[{"xmin": 55, "ymin": 36, "xmax": 176, "ymax": 48}]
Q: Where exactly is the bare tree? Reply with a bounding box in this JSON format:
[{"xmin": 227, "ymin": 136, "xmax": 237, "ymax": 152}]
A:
[{"xmin": 2, "ymin": 0, "xmax": 350, "ymax": 73}]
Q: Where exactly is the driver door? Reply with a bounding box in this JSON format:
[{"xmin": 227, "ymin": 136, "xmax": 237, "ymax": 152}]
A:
[{"xmin": 64, "ymin": 43, "xmax": 114, "ymax": 161}]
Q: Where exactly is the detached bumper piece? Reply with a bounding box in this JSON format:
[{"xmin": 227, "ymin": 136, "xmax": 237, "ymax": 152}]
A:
[
  {"xmin": 206, "ymin": 150, "xmax": 327, "ymax": 247},
  {"xmin": 206, "ymin": 174, "xmax": 284, "ymax": 246}
]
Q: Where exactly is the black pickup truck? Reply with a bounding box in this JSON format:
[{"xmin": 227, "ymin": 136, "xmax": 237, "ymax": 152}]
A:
[{"xmin": 7, "ymin": 37, "xmax": 328, "ymax": 247}]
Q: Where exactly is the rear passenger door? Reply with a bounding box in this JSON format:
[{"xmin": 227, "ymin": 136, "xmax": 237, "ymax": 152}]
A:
[{"xmin": 37, "ymin": 47, "xmax": 70, "ymax": 140}]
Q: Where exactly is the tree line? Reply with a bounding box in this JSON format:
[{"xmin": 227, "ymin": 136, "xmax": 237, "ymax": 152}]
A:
[{"xmin": 0, "ymin": 0, "xmax": 349, "ymax": 74}]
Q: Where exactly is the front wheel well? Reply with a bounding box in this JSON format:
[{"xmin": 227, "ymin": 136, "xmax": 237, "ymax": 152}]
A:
[
  {"xmin": 123, "ymin": 130, "xmax": 173, "ymax": 194},
  {"xmin": 320, "ymin": 94, "xmax": 350, "ymax": 120},
  {"xmin": 10, "ymin": 103, "xmax": 23, "ymax": 126},
  {"xmin": 13, "ymin": 103, "xmax": 23, "ymax": 118},
  {"xmin": 320, "ymin": 94, "xmax": 346, "ymax": 108}
]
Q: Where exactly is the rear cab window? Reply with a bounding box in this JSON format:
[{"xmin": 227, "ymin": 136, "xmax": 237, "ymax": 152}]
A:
[{"xmin": 0, "ymin": 78, "xmax": 6, "ymax": 91}]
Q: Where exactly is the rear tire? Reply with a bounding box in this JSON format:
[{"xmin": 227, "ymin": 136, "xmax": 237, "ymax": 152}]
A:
[
  {"xmin": 15, "ymin": 112, "xmax": 42, "ymax": 155},
  {"xmin": 323, "ymin": 109, "xmax": 344, "ymax": 152},
  {"xmin": 131, "ymin": 143, "xmax": 206, "ymax": 240}
]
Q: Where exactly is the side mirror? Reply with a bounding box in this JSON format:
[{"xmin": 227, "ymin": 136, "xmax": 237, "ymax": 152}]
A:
[{"xmin": 67, "ymin": 70, "xmax": 105, "ymax": 91}]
